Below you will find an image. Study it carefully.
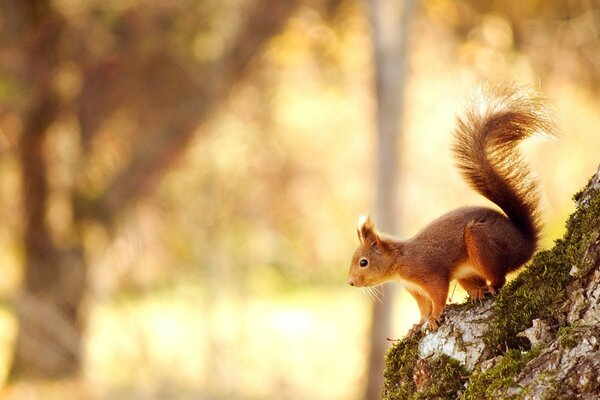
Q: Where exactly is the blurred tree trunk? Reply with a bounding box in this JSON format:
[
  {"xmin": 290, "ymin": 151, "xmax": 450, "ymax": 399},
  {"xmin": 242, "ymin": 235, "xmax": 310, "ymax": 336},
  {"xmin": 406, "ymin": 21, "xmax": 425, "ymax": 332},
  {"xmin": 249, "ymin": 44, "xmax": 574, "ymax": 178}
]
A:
[
  {"xmin": 11, "ymin": 0, "xmax": 85, "ymax": 378},
  {"xmin": 8, "ymin": 0, "xmax": 301, "ymax": 380},
  {"xmin": 363, "ymin": 0, "xmax": 416, "ymax": 399}
]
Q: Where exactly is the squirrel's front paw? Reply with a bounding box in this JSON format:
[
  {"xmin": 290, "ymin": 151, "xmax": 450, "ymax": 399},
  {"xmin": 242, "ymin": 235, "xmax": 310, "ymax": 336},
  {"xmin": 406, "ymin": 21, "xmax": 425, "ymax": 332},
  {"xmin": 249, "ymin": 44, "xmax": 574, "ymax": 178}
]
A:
[{"xmin": 427, "ymin": 317, "xmax": 441, "ymax": 331}]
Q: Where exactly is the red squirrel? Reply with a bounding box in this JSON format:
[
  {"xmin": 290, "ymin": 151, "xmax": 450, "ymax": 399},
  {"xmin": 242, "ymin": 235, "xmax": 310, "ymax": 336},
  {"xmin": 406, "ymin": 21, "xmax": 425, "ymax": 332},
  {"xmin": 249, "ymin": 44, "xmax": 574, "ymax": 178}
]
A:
[{"xmin": 347, "ymin": 82, "xmax": 557, "ymax": 333}]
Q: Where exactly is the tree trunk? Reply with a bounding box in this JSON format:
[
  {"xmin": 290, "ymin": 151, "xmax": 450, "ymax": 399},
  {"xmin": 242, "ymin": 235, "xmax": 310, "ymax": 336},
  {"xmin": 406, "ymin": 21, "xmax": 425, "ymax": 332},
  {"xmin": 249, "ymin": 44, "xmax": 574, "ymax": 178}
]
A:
[
  {"xmin": 363, "ymin": 0, "xmax": 416, "ymax": 399},
  {"xmin": 12, "ymin": 228, "xmax": 86, "ymax": 379},
  {"xmin": 15, "ymin": 106, "xmax": 85, "ymax": 377},
  {"xmin": 9, "ymin": 0, "xmax": 86, "ymax": 379}
]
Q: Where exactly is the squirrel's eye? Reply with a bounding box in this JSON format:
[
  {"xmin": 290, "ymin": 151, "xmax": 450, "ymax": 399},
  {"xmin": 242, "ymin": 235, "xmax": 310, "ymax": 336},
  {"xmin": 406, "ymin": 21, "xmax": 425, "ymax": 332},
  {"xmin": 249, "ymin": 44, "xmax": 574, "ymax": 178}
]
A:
[{"xmin": 359, "ymin": 258, "xmax": 369, "ymax": 268}]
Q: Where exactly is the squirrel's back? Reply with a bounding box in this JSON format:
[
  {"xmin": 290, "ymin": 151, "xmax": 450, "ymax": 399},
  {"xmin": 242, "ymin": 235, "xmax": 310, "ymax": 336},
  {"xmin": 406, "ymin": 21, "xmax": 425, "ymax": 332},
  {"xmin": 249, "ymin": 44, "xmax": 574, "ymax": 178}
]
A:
[{"xmin": 451, "ymin": 82, "xmax": 557, "ymax": 244}]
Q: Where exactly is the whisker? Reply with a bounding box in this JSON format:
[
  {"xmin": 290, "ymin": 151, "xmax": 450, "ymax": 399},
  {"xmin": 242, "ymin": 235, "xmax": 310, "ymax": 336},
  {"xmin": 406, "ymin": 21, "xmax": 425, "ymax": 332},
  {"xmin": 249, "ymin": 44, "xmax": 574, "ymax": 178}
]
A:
[
  {"xmin": 368, "ymin": 286, "xmax": 384, "ymax": 304},
  {"xmin": 361, "ymin": 287, "xmax": 373, "ymax": 301},
  {"xmin": 367, "ymin": 287, "xmax": 377, "ymax": 302},
  {"xmin": 367, "ymin": 286, "xmax": 383, "ymax": 303},
  {"xmin": 372, "ymin": 285, "xmax": 384, "ymax": 299}
]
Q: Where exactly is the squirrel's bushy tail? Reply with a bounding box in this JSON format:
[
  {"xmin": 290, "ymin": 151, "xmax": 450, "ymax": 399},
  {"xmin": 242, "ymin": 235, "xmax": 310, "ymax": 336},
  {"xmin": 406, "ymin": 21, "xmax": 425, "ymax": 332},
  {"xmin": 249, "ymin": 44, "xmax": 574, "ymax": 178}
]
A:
[{"xmin": 452, "ymin": 82, "xmax": 557, "ymax": 242}]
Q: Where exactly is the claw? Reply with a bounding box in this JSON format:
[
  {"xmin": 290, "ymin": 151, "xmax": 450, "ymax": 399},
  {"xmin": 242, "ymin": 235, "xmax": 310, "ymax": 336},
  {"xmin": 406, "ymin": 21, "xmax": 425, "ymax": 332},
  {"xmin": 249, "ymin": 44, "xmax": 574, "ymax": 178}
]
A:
[
  {"xmin": 468, "ymin": 285, "xmax": 499, "ymax": 301},
  {"xmin": 427, "ymin": 317, "xmax": 441, "ymax": 331},
  {"xmin": 467, "ymin": 287, "xmax": 486, "ymax": 301}
]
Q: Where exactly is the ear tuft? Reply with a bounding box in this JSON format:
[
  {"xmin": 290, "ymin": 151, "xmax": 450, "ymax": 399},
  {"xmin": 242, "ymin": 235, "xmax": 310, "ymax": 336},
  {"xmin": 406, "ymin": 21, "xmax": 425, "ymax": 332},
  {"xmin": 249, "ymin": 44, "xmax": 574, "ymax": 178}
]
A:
[
  {"xmin": 357, "ymin": 214, "xmax": 372, "ymax": 230},
  {"xmin": 356, "ymin": 214, "xmax": 376, "ymax": 244}
]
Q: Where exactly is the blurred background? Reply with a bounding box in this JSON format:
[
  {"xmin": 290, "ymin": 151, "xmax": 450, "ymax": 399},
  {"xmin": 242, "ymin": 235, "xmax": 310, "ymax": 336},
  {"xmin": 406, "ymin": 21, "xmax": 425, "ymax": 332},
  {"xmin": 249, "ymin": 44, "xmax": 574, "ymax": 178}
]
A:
[{"xmin": 0, "ymin": 0, "xmax": 599, "ymax": 399}]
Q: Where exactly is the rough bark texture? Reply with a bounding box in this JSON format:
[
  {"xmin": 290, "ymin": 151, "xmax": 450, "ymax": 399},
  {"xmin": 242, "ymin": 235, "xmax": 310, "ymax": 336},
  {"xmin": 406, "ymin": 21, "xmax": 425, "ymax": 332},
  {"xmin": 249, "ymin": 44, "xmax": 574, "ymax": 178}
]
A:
[{"xmin": 382, "ymin": 165, "xmax": 600, "ymax": 399}]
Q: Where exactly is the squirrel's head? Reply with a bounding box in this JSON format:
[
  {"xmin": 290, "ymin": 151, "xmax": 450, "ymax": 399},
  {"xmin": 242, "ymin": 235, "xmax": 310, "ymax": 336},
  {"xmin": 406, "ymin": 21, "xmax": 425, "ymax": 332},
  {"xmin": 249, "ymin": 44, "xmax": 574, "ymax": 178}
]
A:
[{"xmin": 348, "ymin": 215, "xmax": 397, "ymax": 287}]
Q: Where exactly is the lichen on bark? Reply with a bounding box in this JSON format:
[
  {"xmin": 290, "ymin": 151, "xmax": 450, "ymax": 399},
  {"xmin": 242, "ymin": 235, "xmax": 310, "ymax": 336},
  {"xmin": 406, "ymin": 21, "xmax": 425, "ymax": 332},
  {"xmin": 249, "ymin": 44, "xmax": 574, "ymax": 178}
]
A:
[{"xmin": 382, "ymin": 165, "xmax": 600, "ymax": 400}]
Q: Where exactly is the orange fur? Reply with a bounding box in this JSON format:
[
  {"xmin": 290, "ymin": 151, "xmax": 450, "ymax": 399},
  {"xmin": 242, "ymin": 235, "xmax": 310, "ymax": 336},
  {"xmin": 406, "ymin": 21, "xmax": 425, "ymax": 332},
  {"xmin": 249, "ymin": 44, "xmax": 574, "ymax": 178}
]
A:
[{"xmin": 348, "ymin": 82, "xmax": 557, "ymax": 333}]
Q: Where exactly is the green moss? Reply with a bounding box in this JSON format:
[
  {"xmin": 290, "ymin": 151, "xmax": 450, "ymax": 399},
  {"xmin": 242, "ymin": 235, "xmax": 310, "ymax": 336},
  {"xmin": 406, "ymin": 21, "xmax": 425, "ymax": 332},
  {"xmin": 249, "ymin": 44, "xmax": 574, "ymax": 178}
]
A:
[
  {"xmin": 562, "ymin": 190, "xmax": 600, "ymax": 277},
  {"xmin": 484, "ymin": 249, "xmax": 572, "ymax": 351},
  {"xmin": 461, "ymin": 347, "xmax": 540, "ymax": 400},
  {"xmin": 572, "ymin": 172, "xmax": 597, "ymax": 202},
  {"xmin": 382, "ymin": 333, "xmax": 422, "ymax": 399},
  {"xmin": 556, "ymin": 325, "xmax": 586, "ymax": 350},
  {"xmin": 414, "ymin": 355, "xmax": 468, "ymax": 400},
  {"xmin": 485, "ymin": 186, "xmax": 600, "ymax": 351},
  {"xmin": 556, "ymin": 326, "xmax": 579, "ymax": 349},
  {"xmin": 382, "ymin": 337, "xmax": 467, "ymax": 400}
]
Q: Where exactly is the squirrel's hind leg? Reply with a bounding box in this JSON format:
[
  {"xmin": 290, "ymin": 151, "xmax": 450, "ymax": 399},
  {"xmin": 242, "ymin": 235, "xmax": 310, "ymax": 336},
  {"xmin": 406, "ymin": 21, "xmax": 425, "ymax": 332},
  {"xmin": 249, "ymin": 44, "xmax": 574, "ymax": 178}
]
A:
[{"xmin": 464, "ymin": 220, "xmax": 508, "ymax": 294}]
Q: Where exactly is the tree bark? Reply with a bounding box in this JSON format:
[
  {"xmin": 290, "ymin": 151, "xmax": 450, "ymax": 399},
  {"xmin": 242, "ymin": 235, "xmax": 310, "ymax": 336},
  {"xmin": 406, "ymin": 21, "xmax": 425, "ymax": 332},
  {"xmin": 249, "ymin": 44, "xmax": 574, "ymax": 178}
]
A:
[{"xmin": 363, "ymin": 0, "xmax": 416, "ymax": 399}]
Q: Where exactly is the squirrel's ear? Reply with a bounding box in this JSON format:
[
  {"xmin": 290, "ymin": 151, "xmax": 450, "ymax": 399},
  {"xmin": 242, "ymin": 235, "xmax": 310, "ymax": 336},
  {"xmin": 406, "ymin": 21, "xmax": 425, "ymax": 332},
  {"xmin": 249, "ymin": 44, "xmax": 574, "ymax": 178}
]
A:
[{"xmin": 357, "ymin": 214, "xmax": 378, "ymax": 247}]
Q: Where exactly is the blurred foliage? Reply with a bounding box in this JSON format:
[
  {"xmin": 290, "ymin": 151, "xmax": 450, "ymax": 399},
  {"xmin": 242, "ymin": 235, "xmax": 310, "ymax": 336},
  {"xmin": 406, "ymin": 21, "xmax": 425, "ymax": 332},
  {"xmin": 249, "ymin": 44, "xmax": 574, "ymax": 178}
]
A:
[{"xmin": 0, "ymin": 0, "xmax": 599, "ymax": 398}]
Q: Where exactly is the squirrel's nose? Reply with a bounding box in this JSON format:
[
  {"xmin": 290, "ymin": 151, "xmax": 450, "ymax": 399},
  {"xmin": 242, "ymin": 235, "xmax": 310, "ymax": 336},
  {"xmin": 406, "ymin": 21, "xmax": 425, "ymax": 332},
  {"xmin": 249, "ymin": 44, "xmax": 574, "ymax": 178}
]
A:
[{"xmin": 348, "ymin": 278, "xmax": 355, "ymax": 286}]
